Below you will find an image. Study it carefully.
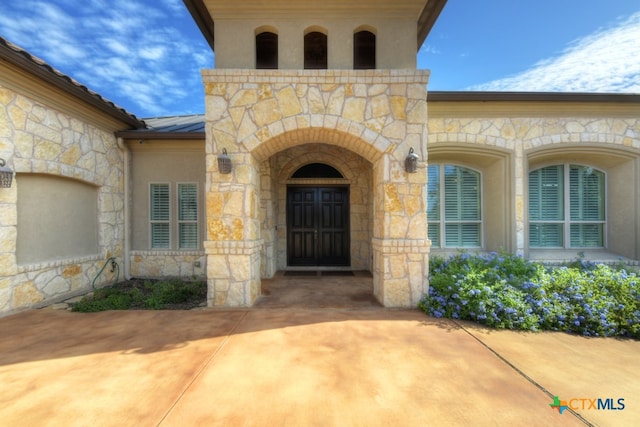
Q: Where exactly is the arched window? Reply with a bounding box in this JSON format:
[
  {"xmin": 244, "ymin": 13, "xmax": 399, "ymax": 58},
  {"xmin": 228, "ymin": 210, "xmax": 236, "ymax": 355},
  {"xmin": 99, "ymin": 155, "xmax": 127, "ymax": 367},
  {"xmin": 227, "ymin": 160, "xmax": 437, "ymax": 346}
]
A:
[
  {"xmin": 529, "ymin": 164, "xmax": 605, "ymax": 248},
  {"xmin": 354, "ymin": 30, "xmax": 376, "ymax": 69},
  {"xmin": 428, "ymin": 164, "xmax": 482, "ymax": 248},
  {"xmin": 291, "ymin": 163, "xmax": 343, "ymax": 179},
  {"xmin": 304, "ymin": 31, "xmax": 327, "ymax": 69},
  {"xmin": 256, "ymin": 32, "xmax": 278, "ymax": 69}
]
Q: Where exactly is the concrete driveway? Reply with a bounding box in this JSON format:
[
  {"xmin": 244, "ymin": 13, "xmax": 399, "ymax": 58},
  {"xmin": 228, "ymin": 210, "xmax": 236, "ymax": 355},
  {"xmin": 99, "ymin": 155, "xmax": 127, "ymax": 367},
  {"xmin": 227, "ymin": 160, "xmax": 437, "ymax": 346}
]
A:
[{"xmin": 0, "ymin": 307, "xmax": 637, "ymax": 426}]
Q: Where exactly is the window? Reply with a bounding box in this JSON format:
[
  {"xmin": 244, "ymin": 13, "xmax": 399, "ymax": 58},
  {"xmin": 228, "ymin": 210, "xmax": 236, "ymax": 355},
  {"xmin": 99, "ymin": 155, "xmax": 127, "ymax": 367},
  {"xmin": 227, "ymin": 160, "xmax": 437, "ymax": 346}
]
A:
[
  {"xmin": 354, "ymin": 30, "xmax": 375, "ymax": 69},
  {"xmin": 149, "ymin": 183, "xmax": 200, "ymax": 250},
  {"xmin": 150, "ymin": 183, "xmax": 170, "ymax": 249},
  {"xmin": 304, "ymin": 31, "xmax": 327, "ymax": 69},
  {"xmin": 256, "ymin": 32, "xmax": 278, "ymax": 69},
  {"xmin": 428, "ymin": 164, "xmax": 482, "ymax": 248},
  {"xmin": 529, "ymin": 165, "xmax": 605, "ymax": 248},
  {"xmin": 178, "ymin": 183, "xmax": 199, "ymax": 249}
]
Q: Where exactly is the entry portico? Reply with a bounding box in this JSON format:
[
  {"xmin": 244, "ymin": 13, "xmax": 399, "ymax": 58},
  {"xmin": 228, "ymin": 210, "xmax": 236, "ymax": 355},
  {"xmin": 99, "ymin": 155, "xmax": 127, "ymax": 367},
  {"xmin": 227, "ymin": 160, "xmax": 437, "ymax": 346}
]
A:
[{"xmin": 203, "ymin": 70, "xmax": 431, "ymax": 307}]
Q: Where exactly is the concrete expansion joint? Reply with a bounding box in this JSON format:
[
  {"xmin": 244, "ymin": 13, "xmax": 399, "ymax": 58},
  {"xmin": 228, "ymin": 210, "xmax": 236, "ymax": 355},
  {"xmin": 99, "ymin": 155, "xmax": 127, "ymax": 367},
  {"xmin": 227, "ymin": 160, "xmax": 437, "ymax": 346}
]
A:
[
  {"xmin": 452, "ymin": 320, "xmax": 595, "ymax": 427},
  {"xmin": 157, "ymin": 310, "xmax": 250, "ymax": 426}
]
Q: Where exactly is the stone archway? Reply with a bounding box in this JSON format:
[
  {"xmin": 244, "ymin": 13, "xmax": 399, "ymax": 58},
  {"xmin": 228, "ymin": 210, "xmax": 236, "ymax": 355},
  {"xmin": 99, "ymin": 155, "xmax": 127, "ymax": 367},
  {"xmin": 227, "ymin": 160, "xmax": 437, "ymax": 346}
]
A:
[{"xmin": 203, "ymin": 69, "xmax": 430, "ymax": 308}]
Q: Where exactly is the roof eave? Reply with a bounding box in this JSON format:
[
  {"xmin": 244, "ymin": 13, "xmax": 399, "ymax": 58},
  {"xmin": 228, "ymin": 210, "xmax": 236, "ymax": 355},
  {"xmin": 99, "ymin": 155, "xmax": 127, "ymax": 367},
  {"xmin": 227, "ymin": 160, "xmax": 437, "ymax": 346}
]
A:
[
  {"xmin": 417, "ymin": 0, "xmax": 448, "ymax": 50},
  {"xmin": 183, "ymin": 0, "xmax": 216, "ymax": 51},
  {"xmin": 115, "ymin": 131, "xmax": 205, "ymax": 140},
  {"xmin": 428, "ymin": 91, "xmax": 640, "ymax": 103},
  {"xmin": 0, "ymin": 38, "xmax": 144, "ymax": 129}
]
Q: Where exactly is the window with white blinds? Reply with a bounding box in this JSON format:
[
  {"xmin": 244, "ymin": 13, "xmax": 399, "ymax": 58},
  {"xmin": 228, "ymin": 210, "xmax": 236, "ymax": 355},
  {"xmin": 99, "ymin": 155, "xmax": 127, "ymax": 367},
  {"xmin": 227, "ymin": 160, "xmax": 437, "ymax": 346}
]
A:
[
  {"xmin": 149, "ymin": 182, "xmax": 200, "ymax": 250},
  {"xmin": 427, "ymin": 164, "xmax": 482, "ymax": 248},
  {"xmin": 178, "ymin": 183, "xmax": 199, "ymax": 249},
  {"xmin": 150, "ymin": 183, "xmax": 170, "ymax": 249},
  {"xmin": 529, "ymin": 164, "xmax": 605, "ymax": 248}
]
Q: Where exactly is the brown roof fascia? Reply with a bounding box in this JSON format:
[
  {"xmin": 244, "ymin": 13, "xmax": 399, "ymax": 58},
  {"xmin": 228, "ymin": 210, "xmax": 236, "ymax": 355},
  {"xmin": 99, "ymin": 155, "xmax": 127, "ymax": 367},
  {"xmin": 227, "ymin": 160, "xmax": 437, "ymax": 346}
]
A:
[
  {"xmin": 115, "ymin": 131, "xmax": 205, "ymax": 140},
  {"xmin": 428, "ymin": 91, "xmax": 640, "ymax": 103},
  {"xmin": 0, "ymin": 37, "xmax": 144, "ymax": 128},
  {"xmin": 417, "ymin": 0, "xmax": 448, "ymax": 50},
  {"xmin": 183, "ymin": 0, "xmax": 216, "ymax": 51}
]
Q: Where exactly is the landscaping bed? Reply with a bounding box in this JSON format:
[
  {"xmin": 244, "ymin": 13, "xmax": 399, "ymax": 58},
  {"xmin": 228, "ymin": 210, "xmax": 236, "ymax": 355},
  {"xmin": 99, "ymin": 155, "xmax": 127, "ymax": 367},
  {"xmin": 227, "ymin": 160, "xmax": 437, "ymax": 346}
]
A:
[
  {"xmin": 420, "ymin": 252, "xmax": 640, "ymax": 339},
  {"xmin": 71, "ymin": 278, "xmax": 207, "ymax": 312}
]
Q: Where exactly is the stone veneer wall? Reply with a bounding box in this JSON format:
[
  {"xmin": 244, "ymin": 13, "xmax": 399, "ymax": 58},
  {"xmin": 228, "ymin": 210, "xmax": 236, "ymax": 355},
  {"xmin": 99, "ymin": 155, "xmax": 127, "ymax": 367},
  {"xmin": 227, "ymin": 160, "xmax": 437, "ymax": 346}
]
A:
[
  {"xmin": 0, "ymin": 85, "xmax": 124, "ymax": 315},
  {"xmin": 129, "ymin": 251, "xmax": 206, "ymax": 278},
  {"xmin": 428, "ymin": 106, "xmax": 640, "ymax": 259},
  {"xmin": 203, "ymin": 69, "xmax": 430, "ymax": 307}
]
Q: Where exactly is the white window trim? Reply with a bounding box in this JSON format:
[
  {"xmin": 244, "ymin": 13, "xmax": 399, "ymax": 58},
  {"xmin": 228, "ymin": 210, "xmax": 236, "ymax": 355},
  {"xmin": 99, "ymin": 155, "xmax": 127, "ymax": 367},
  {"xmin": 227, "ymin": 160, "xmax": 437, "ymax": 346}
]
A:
[
  {"xmin": 177, "ymin": 182, "xmax": 200, "ymax": 250},
  {"xmin": 428, "ymin": 163, "xmax": 484, "ymax": 249},
  {"xmin": 149, "ymin": 182, "xmax": 172, "ymax": 250},
  {"xmin": 528, "ymin": 163, "xmax": 607, "ymax": 249}
]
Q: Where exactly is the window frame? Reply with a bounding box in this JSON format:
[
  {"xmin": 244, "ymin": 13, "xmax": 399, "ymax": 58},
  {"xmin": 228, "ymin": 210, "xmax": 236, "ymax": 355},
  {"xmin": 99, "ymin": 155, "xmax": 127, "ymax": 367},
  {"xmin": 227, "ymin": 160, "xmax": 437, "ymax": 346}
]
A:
[
  {"xmin": 149, "ymin": 182, "xmax": 201, "ymax": 250},
  {"xmin": 428, "ymin": 163, "xmax": 483, "ymax": 249},
  {"xmin": 177, "ymin": 182, "xmax": 200, "ymax": 250},
  {"xmin": 528, "ymin": 163, "xmax": 606, "ymax": 249},
  {"xmin": 149, "ymin": 182, "xmax": 171, "ymax": 250}
]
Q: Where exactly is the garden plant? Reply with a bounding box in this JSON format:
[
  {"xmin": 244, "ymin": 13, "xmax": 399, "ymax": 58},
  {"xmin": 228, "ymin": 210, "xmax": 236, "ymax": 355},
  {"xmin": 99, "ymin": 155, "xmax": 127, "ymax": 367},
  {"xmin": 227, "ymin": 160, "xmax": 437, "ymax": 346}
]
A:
[{"xmin": 419, "ymin": 252, "xmax": 640, "ymax": 339}]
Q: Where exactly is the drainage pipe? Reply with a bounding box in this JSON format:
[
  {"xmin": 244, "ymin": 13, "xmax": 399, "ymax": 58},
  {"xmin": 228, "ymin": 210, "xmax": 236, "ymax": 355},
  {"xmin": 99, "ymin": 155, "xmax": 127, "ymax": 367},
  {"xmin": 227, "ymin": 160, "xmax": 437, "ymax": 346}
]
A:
[{"xmin": 116, "ymin": 137, "xmax": 131, "ymax": 280}]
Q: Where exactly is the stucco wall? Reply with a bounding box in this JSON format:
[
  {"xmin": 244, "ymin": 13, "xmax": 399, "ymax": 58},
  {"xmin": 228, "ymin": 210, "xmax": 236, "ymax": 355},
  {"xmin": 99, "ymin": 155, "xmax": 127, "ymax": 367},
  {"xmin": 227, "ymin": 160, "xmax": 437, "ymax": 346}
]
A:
[
  {"xmin": 428, "ymin": 101, "xmax": 640, "ymax": 261},
  {"xmin": 0, "ymin": 79, "xmax": 126, "ymax": 316},
  {"xmin": 127, "ymin": 140, "xmax": 206, "ymax": 278}
]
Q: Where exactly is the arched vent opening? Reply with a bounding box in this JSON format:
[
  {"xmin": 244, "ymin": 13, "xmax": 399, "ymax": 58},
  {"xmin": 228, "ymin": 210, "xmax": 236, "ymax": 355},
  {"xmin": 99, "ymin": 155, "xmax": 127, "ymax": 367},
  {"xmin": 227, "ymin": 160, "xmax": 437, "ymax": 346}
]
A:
[
  {"xmin": 354, "ymin": 30, "xmax": 376, "ymax": 69},
  {"xmin": 256, "ymin": 32, "xmax": 278, "ymax": 69},
  {"xmin": 304, "ymin": 31, "xmax": 328, "ymax": 69},
  {"xmin": 292, "ymin": 163, "xmax": 344, "ymax": 179}
]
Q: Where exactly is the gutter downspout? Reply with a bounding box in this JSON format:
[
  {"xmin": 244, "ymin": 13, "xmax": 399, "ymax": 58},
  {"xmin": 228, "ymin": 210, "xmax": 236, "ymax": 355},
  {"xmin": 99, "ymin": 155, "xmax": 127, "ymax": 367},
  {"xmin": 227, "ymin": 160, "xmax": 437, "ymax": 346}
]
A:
[{"xmin": 116, "ymin": 137, "xmax": 131, "ymax": 280}]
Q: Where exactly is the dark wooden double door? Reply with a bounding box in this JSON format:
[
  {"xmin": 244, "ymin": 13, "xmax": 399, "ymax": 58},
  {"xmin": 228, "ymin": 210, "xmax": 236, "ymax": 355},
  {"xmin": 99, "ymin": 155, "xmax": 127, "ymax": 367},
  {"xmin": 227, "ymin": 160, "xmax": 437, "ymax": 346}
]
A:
[{"xmin": 287, "ymin": 186, "xmax": 350, "ymax": 266}]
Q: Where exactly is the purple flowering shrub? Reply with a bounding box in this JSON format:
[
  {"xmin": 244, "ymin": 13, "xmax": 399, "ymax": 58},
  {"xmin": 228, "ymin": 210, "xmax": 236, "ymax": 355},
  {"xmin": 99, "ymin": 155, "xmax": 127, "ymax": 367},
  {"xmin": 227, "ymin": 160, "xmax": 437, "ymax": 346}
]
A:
[{"xmin": 419, "ymin": 252, "xmax": 640, "ymax": 339}]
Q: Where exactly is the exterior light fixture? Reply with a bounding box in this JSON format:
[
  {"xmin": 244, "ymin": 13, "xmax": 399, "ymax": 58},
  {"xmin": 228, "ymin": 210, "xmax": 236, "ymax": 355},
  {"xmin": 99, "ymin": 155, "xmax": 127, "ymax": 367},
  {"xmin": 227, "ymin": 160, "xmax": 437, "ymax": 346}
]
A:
[
  {"xmin": 405, "ymin": 147, "xmax": 419, "ymax": 173},
  {"xmin": 0, "ymin": 158, "xmax": 13, "ymax": 188},
  {"xmin": 217, "ymin": 148, "xmax": 232, "ymax": 174}
]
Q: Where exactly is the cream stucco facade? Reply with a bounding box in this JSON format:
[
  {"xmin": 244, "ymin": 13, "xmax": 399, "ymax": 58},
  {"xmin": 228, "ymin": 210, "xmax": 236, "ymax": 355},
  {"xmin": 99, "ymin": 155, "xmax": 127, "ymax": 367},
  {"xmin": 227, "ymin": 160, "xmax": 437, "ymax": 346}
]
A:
[{"xmin": 1, "ymin": 0, "xmax": 640, "ymax": 316}]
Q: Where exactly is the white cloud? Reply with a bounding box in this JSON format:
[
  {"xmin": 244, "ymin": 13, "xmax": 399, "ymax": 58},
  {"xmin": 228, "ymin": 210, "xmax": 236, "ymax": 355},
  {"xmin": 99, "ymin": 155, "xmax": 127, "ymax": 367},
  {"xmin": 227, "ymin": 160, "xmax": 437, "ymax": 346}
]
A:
[
  {"xmin": 1, "ymin": 0, "xmax": 212, "ymax": 116},
  {"xmin": 470, "ymin": 12, "xmax": 640, "ymax": 93}
]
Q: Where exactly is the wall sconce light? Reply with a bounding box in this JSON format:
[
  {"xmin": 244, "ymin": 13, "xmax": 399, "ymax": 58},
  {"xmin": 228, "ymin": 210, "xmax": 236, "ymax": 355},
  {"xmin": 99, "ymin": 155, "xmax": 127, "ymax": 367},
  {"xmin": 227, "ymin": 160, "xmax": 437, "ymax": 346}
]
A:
[
  {"xmin": 217, "ymin": 148, "xmax": 232, "ymax": 174},
  {"xmin": 0, "ymin": 158, "xmax": 13, "ymax": 188},
  {"xmin": 405, "ymin": 147, "xmax": 419, "ymax": 173}
]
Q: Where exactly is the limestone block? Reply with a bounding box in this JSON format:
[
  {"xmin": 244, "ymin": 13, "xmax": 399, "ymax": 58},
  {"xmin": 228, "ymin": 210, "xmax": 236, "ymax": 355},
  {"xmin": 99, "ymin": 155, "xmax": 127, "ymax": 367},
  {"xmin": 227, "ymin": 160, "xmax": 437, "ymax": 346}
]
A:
[
  {"xmin": 12, "ymin": 281, "xmax": 44, "ymax": 307},
  {"xmin": 0, "ymin": 253, "xmax": 16, "ymax": 276},
  {"xmin": 370, "ymin": 95, "xmax": 390, "ymax": 118},
  {"xmin": 227, "ymin": 282, "xmax": 246, "ymax": 306},
  {"xmin": 207, "ymin": 255, "xmax": 230, "ymax": 279},
  {"xmin": 389, "ymin": 255, "xmax": 406, "ymax": 278},
  {"xmin": 62, "ymin": 264, "xmax": 82, "ymax": 278},
  {"xmin": 327, "ymin": 86, "xmax": 345, "ymax": 116},
  {"xmin": 389, "ymin": 215, "xmax": 409, "ymax": 238},
  {"xmin": 276, "ymin": 87, "xmax": 302, "ymax": 117},
  {"xmin": 230, "ymin": 89, "xmax": 258, "ymax": 108},
  {"xmin": 383, "ymin": 184, "xmax": 402, "ymax": 212},
  {"xmin": 343, "ymin": 98, "xmax": 365, "ymax": 123},
  {"xmin": 253, "ymin": 98, "xmax": 281, "ymax": 127},
  {"xmin": 42, "ymin": 276, "xmax": 70, "ymax": 297},
  {"xmin": 382, "ymin": 279, "xmax": 410, "ymax": 307}
]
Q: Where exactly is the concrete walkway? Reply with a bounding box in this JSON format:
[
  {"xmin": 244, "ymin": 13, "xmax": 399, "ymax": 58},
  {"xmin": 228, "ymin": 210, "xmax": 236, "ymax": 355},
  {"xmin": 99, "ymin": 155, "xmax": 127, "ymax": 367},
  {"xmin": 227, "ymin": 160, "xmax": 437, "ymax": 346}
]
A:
[{"xmin": 1, "ymin": 306, "xmax": 637, "ymax": 426}]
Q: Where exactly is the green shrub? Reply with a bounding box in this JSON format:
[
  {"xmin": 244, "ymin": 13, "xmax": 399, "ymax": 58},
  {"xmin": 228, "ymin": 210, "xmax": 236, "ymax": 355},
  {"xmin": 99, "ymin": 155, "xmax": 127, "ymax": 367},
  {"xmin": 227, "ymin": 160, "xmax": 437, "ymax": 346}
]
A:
[
  {"xmin": 420, "ymin": 252, "xmax": 640, "ymax": 339},
  {"xmin": 71, "ymin": 279, "xmax": 205, "ymax": 312}
]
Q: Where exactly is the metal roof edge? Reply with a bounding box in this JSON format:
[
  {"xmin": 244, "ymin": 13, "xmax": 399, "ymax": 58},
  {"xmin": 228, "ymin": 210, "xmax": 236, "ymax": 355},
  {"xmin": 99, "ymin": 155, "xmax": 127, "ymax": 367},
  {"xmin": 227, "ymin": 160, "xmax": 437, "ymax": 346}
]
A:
[
  {"xmin": 427, "ymin": 91, "xmax": 640, "ymax": 103},
  {"xmin": 115, "ymin": 131, "xmax": 205, "ymax": 140}
]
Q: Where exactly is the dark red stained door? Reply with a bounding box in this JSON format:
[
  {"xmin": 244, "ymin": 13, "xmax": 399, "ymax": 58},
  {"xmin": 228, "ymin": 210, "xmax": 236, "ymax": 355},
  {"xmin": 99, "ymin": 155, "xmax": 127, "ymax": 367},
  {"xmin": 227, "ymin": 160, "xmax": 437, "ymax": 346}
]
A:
[{"xmin": 287, "ymin": 187, "xmax": 349, "ymax": 266}]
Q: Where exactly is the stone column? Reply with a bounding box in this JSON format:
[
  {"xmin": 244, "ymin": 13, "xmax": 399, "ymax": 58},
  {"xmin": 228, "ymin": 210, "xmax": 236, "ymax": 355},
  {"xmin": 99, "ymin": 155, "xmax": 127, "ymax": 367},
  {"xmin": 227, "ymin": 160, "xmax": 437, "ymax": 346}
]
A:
[
  {"xmin": 372, "ymin": 143, "xmax": 430, "ymax": 307},
  {"xmin": 204, "ymin": 144, "xmax": 262, "ymax": 307}
]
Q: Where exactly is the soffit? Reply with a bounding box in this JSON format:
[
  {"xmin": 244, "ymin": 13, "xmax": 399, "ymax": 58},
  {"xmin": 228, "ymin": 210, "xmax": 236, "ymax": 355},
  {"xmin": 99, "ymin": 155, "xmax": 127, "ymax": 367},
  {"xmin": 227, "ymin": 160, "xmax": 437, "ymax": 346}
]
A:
[{"xmin": 184, "ymin": 0, "xmax": 447, "ymax": 51}]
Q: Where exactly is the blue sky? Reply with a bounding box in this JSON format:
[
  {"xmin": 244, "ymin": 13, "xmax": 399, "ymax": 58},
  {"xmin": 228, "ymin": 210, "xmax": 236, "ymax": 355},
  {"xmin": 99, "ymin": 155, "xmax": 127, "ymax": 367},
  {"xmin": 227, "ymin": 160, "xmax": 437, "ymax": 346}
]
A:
[{"xmin": 1, "ymin": 0, "xmax": 639, "ymax": 119}]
